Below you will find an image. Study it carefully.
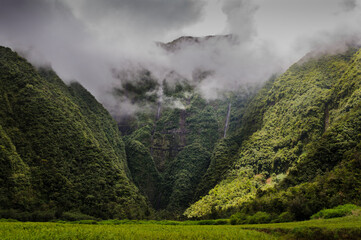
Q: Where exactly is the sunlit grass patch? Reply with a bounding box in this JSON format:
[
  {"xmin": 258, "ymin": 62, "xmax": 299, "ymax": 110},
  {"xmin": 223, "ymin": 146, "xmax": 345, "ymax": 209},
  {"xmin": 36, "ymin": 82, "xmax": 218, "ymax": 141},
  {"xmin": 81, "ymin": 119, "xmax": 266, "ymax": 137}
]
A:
[{"xmin": 0, "ymin": 222, "xmax": 278, "ymax": 240}]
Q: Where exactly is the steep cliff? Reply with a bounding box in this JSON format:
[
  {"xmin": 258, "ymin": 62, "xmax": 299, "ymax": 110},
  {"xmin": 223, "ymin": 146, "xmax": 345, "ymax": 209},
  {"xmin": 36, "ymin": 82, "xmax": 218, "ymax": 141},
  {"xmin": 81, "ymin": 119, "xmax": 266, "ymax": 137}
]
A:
[{"xmin": 0, "ymin": 47, "xmax": 150, "ymax": 220}]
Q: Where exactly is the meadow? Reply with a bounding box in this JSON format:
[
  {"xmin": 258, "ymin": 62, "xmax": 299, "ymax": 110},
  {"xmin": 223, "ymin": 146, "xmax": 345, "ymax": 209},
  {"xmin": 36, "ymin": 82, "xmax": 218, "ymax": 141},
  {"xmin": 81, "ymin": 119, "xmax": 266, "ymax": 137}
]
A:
[
  {"xmin": 0, "ymin": 221, "xmax": 277, "ymax": 240},
  {"xmin": 1, "ymin": 216, "xmax": 361, "ymax": 240},
  {"xmin": 240, "ymin": 215, "xmax": 361, "ymax": 240}
]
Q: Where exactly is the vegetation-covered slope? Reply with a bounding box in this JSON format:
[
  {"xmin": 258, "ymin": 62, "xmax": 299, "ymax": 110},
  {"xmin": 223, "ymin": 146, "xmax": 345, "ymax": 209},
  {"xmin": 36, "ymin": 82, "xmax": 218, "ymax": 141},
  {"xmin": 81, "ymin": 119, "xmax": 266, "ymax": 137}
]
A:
[
  {"xmin": 115, "ymin": 72, "xmax": 254, "ymax": 216},
  {"xmin": 0, "ymin": 47, "xmax": 149, "ymax": 220},
  {"xmin": 3, "ymin": 43, "xmax": 361, "ymax": 223},
  {"xmin": 185, "ymin": 48, "xmax": 361, "ymax": 219}
]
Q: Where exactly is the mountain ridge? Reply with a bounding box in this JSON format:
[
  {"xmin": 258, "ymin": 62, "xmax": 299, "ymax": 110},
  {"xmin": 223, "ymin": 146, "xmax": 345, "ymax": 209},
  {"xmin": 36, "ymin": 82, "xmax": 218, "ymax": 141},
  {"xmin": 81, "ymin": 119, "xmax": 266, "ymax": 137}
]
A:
[{"xmin": 2, "ymin": 44, "xmax": 361, "ymax": 222}]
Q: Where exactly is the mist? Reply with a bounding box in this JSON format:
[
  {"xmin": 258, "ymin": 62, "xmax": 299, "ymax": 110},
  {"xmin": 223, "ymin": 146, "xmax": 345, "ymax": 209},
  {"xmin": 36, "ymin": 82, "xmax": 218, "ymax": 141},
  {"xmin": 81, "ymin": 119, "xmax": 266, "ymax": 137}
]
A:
[{"xmin": 1, "ymin": 0, "xmax": 361, "ymax": 116}]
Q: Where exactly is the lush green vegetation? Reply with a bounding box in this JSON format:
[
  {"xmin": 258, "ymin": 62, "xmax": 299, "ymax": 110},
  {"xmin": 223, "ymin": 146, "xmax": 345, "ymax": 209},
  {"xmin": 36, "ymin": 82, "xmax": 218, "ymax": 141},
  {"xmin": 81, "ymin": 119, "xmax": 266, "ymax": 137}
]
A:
[
  {"xmin": 186, "ymin": 48, "xmax": 361, "ymax": 219},
  {"xmin": 311, "ymin": 204, "xmax": 361, "ymax": 219},
  {"xmin": 1, "ymin": 46, "xmax": 254, "ymax": 220},
  {"xmin": 0, "ymin": 46, "xmax": 149, "ymax": 220},
  {"xmin": 114, "ymin": 70, "xmax": 254, "ymax": 215},
  {"xmin": 240, "ymin": 215, "xmax": 361, "ymax": 240},
  {"xmin": 3, "ymin": 42, "xmax": 361, "ymax": 227},
  {"xmin": 0, "ymin": 221, "xmax": 278, "ymax": 240},
  {"xmin": 2, "ymin": 216, "xmax": 361, "ymax": 239},
  {"xmin": 229, "ymin": 203, "xmax": 361, "ymax": 225}
]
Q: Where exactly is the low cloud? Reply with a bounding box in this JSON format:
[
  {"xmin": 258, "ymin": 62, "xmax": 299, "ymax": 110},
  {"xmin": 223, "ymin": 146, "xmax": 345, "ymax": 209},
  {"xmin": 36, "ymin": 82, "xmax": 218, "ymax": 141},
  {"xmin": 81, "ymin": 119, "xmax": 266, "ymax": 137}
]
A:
[{"xmin": 1, "ymin": 0, "xmax": 361, "ymax": 116}]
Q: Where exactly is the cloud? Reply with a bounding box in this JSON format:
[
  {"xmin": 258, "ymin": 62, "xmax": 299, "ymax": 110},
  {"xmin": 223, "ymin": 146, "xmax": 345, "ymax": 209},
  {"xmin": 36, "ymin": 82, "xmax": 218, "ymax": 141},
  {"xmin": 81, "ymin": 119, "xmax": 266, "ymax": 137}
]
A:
[
  {"xmin": 64, "ymin": 0, "xmax": 205, "ymax": 51},
  {"xmin": 0, "ymin": 0, "xmax": 208, "ymax": 114},
  {"xmin": 341, "ymin": 0, "xmax": 358, "ymax": 11},
  {"xmin": 222, "ymin": 0, "xmax": 258, "ymax": 41},
  {"xmin": 1, "ymin": 0, "xmax": 361, "ymax": 116}
]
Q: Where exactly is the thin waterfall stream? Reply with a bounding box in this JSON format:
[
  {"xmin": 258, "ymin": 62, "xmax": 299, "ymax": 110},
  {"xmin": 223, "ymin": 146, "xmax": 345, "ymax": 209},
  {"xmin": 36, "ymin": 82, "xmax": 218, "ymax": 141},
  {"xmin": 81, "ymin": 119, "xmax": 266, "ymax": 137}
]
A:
[{"xmin": 223, "ymin": 102, "xmax": 231, "ymax": 138}]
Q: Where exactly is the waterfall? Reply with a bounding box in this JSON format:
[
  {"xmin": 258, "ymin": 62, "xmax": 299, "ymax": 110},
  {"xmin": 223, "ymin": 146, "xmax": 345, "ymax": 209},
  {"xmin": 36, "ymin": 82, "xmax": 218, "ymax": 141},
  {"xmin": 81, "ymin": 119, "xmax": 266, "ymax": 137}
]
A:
[
  {"xmin": 223, "ymin": 102, "xmax": 231, "ymax": 138},
  {"xmin": 156, "ymin": 102, "xmax": 161, "ymax": 120}
]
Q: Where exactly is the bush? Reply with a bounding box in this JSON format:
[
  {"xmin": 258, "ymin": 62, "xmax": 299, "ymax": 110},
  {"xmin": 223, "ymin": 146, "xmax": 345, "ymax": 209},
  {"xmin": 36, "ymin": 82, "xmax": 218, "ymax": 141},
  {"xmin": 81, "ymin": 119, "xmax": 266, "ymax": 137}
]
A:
[
  {"xmin": 230, "ymin": 211, "xmax": 274, "ymax": 225},
  {"xmin": 214, "ymin": 219, "xmax": 229, "ymax": 225},
  {"xmin": 0, "ymin": 218, "xmax": 18, "ymax": 222},
  {"xmin": 230, "ymin": 212, "xmax": 248, "ymax": 225},
  {"xmin": 246, "ymin": 211, "xmax": 272, "ymax": 224},
  {"xmin": 72, "ymin": 220, "xmax": 98, "ymax": 224},
  {"xmin": 273, "ymin": 211, "xmax": 295, "ymax": 223},
  {"xmin": 197, "ymin": 220, "xmax": 216, "ymax": 225},
  {"xmin": 0, "ymin": 209, "xmax": 55, "ymax": 222},
  {"xmin": 311, "ymin": 204, "xmax": 360, "ymax": 219},
  {"xmin": 61, "ymin": 211, "xmax": 97, "ymax": 221}
]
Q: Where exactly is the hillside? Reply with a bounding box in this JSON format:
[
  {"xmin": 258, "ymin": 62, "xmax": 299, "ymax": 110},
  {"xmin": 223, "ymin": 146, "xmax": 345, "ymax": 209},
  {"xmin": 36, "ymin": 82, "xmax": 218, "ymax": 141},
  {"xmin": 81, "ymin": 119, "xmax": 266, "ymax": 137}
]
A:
[
  {"xmin": 2, "ymin": 44, "xmax": 361, "ymax": 223},
  {"xmin": 185, "ymin": 47, "xmax": 361, "ymax": 220},
  {"xmin": 114, "ymin": 72, "xmax": 255, "ymax": 216},
  {"xmin": 0, "ymin": 47, "xmax": 149, "ymax": 221},
  {"xmin": 110, "ymin": 42, "xmax": 361, "ymax": 221}
]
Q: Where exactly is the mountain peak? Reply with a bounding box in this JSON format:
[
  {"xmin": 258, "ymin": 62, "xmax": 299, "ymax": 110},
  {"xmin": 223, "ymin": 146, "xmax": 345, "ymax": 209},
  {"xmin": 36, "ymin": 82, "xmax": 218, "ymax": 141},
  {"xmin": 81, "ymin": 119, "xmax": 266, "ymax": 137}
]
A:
[{"xmin": 157, "ymin": 34, "xmax": 238, "ymax": 52}]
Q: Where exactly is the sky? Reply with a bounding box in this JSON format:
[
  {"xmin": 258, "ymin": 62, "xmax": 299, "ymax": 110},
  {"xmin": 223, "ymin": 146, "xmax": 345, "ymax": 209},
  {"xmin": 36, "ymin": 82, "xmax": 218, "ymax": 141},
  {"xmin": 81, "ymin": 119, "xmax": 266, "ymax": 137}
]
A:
[{"xmin": 0, "ymin": 0, "xmax": 360, "ymax": 114}]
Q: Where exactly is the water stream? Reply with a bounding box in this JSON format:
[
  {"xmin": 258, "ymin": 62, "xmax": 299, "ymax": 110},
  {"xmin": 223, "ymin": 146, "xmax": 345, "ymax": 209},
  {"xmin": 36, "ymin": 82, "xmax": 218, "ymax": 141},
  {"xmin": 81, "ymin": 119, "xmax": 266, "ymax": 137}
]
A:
[
  {"xmin": 223, "ymin": 102, "xmax": 231, "ymax": 138},
  {"xmin": 156, "ymin": 102, "xmax": 161, "ymax": 120}
]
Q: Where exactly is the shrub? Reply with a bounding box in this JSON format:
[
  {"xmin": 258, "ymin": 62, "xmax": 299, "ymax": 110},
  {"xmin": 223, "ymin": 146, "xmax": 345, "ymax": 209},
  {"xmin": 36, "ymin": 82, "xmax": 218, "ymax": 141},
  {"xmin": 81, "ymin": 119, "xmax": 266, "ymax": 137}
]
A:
[
  {"xmin": 311, "ymin": 204, "xmax": 360, "ymax": 219},
  {"xmin": 230, "ymin": 212, "xmax": 248, "ymax": 225},
  {"xmin": 61, "ymin": 211, "xmax": 97, "ymax": 221},
  {"xmin": 197, "ymin": 220, "xmax": 216, "ymax": 225},
  {"xmin": 0, "ymin": 209, "xmax": 55, "ymax": 221},
  {"xmin": 72, "ymin": 220, "xmax": 98, "ymax": 224},
  {"xmin": 214, "ymin": 219, "xmax": 229, "ymax": 225},
  {"xmin": 0, "ymin": 218, "xmax": 18, "ymax": 222},
  {"xmin": 273, "ymin": 211, "xmax": 295, "ymax": 223},
  {"xmin": 246, "ymin": 211, "xmax": 272, "ymax": 224}
]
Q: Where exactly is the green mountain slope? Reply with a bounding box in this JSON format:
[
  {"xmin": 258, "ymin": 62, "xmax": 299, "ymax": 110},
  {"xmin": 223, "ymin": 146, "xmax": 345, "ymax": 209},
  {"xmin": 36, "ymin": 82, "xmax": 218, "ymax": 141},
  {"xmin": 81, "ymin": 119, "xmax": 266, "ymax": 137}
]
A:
[
  {"xmin": 3, "ymin": 43, "xmax": 361, "ymax": 222},
  {"xmin": 185, "ymin": 48, "xmax": 361, "ymax": 219},
  {"xmin": 115, "ymin": 73, "xmax": 254, "ymax": 216},
  {"xmin": 0, "ymin": 47, "xmax": 149, "ymax": 220}
]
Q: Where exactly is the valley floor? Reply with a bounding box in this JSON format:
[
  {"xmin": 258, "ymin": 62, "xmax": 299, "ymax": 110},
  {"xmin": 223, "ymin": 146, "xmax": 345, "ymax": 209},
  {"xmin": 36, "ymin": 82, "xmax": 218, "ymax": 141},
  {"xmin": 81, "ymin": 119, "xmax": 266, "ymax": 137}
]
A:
[
  {"xmin": 240, "ymin": 215, "xmax": 361, "ymax": 240},
  {"xmin": 1, "ymin": 216, "xmax": 361, "ymax": 239},
  {"xmin": 0, "ymin": 222, "xmax": 276, "ymax": 240}
]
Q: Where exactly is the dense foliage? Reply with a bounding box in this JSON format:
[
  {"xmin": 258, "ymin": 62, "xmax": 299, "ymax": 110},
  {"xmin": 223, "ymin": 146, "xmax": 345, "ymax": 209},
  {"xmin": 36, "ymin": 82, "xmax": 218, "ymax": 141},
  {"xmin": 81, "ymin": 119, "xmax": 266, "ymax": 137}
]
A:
[
  {"xmin": 0, "ymin": 47, "xmax": 149, "ymax": 220},
  {"xmin": 186, "ymin": 48, "xmax": 361, "ymax": 219},
  {"xmin": 311, "ymin": 204, "xmax": 361, "ymax": 219},
  {"xmin": 114, "ymin": 70, "xmax": 254, "ymax": 216},
  {"xmin": 3, "ymin": 43, "xmax": 361, "ymax": 223}
]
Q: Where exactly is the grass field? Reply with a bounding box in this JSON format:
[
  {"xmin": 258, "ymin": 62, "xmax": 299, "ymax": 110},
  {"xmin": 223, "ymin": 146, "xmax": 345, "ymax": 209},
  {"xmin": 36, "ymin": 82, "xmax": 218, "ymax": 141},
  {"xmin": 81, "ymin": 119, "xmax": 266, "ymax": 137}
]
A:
[
  {"xmin": 240, "ymin": 215, "xmax": 361, "ymax": 240},
  {"xmin": 241, "ymin": 215, "xmax": 361, "ymax": 229},
  {"xmin": 0, "ymin": 222, "xmax": 277, "ymax": 240},
  {"xmin": 1, "ymin": 216, "xmax": 361, "ymax": 240}
]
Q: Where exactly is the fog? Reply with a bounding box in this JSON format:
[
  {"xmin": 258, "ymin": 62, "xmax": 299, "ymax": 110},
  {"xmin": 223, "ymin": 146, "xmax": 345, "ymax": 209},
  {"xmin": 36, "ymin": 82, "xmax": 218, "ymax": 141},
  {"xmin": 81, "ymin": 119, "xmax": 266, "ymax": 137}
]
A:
[{"xmin": 1, "ymin": 0, "xmax": 361, "ymax": 116}]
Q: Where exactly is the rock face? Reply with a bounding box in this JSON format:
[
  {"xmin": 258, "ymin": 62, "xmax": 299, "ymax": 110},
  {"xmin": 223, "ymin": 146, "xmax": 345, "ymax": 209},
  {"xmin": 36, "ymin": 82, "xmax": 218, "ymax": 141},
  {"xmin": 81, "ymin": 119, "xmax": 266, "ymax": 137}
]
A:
[{"xmin": 0, "ymin": 46, "xmax": 150, "ymax": 221}]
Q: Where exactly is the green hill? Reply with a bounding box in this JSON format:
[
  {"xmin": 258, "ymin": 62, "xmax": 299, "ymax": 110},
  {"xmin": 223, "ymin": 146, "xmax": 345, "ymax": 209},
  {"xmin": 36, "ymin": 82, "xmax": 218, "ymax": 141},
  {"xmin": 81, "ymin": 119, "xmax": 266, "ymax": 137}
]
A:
[
  {"xmin": 0, "ymin": 47, "xmax": 149, "ymax": 221},
  {"xmin": 2, "ymin": 44, "xmax": 361, "ymax": 223},
  {"xmin": 185, "ymin": 48, "xmax": 361, "ymax": 220}
]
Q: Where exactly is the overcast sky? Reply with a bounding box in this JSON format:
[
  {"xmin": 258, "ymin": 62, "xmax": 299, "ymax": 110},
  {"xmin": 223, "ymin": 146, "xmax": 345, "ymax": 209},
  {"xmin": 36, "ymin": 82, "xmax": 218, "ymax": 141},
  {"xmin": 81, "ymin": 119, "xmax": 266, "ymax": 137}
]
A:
[{"xmin": 1, "ymin": 0, "xmax": 360, "ymax": 112}]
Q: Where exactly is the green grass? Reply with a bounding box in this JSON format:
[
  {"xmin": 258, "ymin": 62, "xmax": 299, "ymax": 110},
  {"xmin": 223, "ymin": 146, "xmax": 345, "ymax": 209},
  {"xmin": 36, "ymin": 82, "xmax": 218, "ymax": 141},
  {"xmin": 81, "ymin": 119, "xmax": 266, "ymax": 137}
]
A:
[
  {"xmin": 240, "ymin": 215, "xmax": 361, "ymax": 240},
  {"xmin": 0, "ymin": 222, "xmax": 278, "ymax": 240},
  {"xmin": 2, "ymin": 216, "xmax": 361, "ymax": 239},
  {"xmin": 240, "ymin": 215, "xmax": 361, "ymax": 229},
  {"xmin": 311, "ymin": 204, "xmax": 361, "ymax": 219}
]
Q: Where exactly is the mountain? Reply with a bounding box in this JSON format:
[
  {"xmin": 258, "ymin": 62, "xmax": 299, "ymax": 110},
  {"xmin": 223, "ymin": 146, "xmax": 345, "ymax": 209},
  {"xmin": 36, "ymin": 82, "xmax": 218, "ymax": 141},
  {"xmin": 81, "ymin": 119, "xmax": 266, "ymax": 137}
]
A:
[
  {"xmin": 157, "ymin": 34, "xmax": 238, "ymax": 52},
  {"xmin": 109, "ymin": 35, "xmax": 260, "ymax": 217},
  {"xmin": 112, "ymin": 37, "xmax": 361, "ymax": 221},
  {"xmin": 0, "ymin": 47, "xmax": 150, "ymax": 221},
  {"xmin": 2, "ymin": 42, "xmax": 361, "ymax": 222},
  {"xmin": 185, "ymin": 47, "xmax": 361, "ymax": 220},
  {"xmin": 114, "ymin": 71, "xmax": 254, "ymax": 217}
]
